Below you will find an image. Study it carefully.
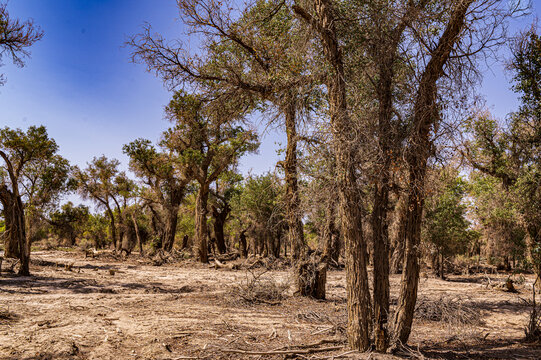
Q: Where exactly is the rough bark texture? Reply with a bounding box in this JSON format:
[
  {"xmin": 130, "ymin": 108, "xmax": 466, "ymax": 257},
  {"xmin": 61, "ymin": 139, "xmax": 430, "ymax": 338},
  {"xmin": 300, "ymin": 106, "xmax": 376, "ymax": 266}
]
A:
[
  {"xmin": 195, "ymin": 186, "xmax": 210, "ymax": 263},
  {"xmin": 131, "ymin": 213, "xmax": 144, "ymax": 256},
  {"xmin": 283, "ymin": 101, "xmax": 305, "ymax": 260},
  {"xmin": 323, "ymin": 199, "xmax": 340, "ymax": 264},
  {"xmin": 239, "ymin": 230, "xmax": 248, "ymax": 258},
  {"xmin": 162, "ymin": 206, "xmax": 179, "ymax": 252},
  {"xmin": 0, "ymin": 185, "xmax": 29, "ymax": 275},
  {"xmin": 296, "ymin": 256, "xmax": 327, "ymax": 299},
  {"xmin": 106, "ymin": 206, "xmax": 118, "ymax": 251},
  {"xmin": 0, "ymin": 185, "xmax": 20, "ymax": 258},
  {"xmin": 294, "ymin": 0, "xmax": 371, "ymax": 349},
  {"xmin": 390, "ymin": 198, "xmax": 407, "ymax": 274},
  {"xmin": 211, "ymin": 204, "xmax": 230, "ymax": 254},
  {"xmin": 392, "ymin": 0, "xmax": 473, "ymax": 346}
]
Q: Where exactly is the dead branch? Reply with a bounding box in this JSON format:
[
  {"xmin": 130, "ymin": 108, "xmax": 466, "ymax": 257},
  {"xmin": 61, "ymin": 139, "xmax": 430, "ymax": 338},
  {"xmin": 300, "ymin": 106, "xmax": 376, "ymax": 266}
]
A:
[{"xmin": 218, "ymin": 346, "xmax": 344, "ymax": 356}]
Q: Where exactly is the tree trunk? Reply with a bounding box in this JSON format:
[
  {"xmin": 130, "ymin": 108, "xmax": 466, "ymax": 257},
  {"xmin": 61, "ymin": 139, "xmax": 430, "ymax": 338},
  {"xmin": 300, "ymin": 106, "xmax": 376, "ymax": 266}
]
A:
[
  {"xmin": 323, "ymin": 199, "xmax": 340, "ymax": 264},
  {"xmin": 131, "ymin": 213, "xmax": 144, "ymax": 256},
  {"xmin": 293, "ymin": 0, "xmax": 371, "ymax": 349},
  {"xmin": 0, "ymin": 185, "xmax": 29, "ymax": 275},
  {"xmin": 392, "ymin": 1, "xmax": 473, "ymax": 346},
  {"xmin": 0, "ymin": 185, "xmax": 20, "ymax": 259},
  {"xmin": 283, "ymin": 101, "xmax": 305, "ymax": 261},
  {"xmin": 372, "ymin": 182, "xmax": 391, "ymax": 352},
  {"xmin": 162, "ymin": 206, "xmax": 179, "ymax": 252},
  {"xmin": 390, "ymin": 199, "xmax": 407, "ymax": 274},
  {"xmin": 211, "ymin": 204, "xmax": 229, "ymax": 254},
  {"xmin": 195, "ymin": 185, "xmax": 210, "ymax": 263},
  {"xmin": 106, "ymin": 206, "xmax": 117, "ymax": 251},
  {"xmin": 239, "ymin": 230, "xmax": 248, "ymax": 258}
]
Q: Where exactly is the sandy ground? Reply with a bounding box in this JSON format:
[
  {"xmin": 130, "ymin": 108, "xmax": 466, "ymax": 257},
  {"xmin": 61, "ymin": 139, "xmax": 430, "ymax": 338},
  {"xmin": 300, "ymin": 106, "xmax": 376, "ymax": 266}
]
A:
[{"xmin": 0, "ymin": 250, "xmax": 540, "ymax": 360}]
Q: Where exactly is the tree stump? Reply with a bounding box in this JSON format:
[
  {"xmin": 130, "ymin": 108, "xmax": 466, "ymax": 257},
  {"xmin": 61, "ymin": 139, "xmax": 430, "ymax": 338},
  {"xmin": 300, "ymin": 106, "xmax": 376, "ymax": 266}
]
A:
[{"xmin": 296, "ymin": 255, "xmax": 327, "ymax": 299}]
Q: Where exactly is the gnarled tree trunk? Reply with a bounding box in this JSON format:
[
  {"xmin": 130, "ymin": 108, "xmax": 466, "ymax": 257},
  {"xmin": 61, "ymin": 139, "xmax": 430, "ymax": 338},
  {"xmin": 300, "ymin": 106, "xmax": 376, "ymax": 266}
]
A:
[{"xmin": 0, "ymin": 185, "xmax": 29, "ymax": 275}]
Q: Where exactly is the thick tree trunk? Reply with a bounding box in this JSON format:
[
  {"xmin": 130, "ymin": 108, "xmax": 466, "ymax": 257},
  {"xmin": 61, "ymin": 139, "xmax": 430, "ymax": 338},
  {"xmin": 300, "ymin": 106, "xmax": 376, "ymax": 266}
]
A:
[
  {"xmin": 0, "ymin": 185, "xmax": 29, "ymax": 275},
  {"xmin": 293, "ymin": 0, "xmax": 371, "ymax": 349},
  {"xmin": 162, "ymin": 206, "xmax": 179, "ymax": 252},
  {"xmin": 283, "ymin": 101, "xmax": 305, "ymax": 260},
  {"xmin": 0, "ymin": 185, "xmax": 20, "ymax": 258},
  {"xmin": 195, "ymin": 185, "xmax": 210, "ymax": 263},
  {"xmin": 211, "ymin": 204, "xmax": 229, "ymax": 254},
  {"xmin": 392, "ymin": 166, "xmax": 426, "ymax": 344}
]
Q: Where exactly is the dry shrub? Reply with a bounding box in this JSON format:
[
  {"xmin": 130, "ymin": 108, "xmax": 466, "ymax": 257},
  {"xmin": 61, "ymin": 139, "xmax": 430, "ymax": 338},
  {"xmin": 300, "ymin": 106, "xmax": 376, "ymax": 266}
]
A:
[
  {"xmin": 525, "ymin": 277, "xmax": 541, "ymax": 342},
  {"xmin": 233, "ymin": 269, "xmax": 289, "ymax": 305},
  {"xmin": 415, "ymin": 296, "xmax": 481, "ymax": 326},
  {"xmin": 295, "ymin": 254, "xmax": 327, "ymax": 299}
]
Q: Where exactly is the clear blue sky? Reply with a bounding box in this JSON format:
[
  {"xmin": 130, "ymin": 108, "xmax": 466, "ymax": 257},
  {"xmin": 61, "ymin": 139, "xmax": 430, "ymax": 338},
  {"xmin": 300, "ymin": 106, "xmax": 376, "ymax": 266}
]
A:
[{"xmin": 0, "ymin": 0, "xmax": 538, "ymax": 178}]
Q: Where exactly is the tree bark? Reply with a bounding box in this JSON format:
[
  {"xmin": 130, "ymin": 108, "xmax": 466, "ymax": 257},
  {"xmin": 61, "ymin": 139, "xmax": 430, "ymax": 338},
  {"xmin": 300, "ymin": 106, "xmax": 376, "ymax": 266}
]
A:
[
  {"xmin": 294, "ymin": 0, "xmax": 371, "ymax": 350},
  {"xmin": 131, "ymin": 212, "xmax": 144, "ymax": 256},
  {"xmin": 0, "ymin": 185, "xmax": 20, "ymax": 258},
  {"xmin": 211, "ymin": 204, "xmax": 229, "ymax": 254},
  {"xmin": 105, "ymin": 206, "xmax": 117, "ymax": 251},
  {"xmin": 162, "ymin": 205, "xmax": 179, "ymax": 252},
  {"xmin": 283, "ymin": 100, "xmax": 305, "ymax": 260},
  {"xmin": 0, "ymin": 184, "xmax": 29, "ymax": 275},
  {"xmin": 195, "ymin": 185, "xmax": 210, "ymax": 262},
  {"xmin": 390, "ymin": 198, "xmax": 407, "ymax": 274},
  {"xmin": 392, "ymin": 0, "xmax": 473, "ymax": 346},
  {"xmin": 323, "ymin": 199, "xmax": 340, "ymax": 264},
  {"xmin": 239, "ymin": 230, "xmax": 248, "ymax": 258}
]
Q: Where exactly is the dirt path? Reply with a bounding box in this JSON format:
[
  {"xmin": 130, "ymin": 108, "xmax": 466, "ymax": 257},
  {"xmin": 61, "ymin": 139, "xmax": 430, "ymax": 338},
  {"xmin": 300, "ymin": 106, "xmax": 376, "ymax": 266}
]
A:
[{"xmin": 0, "ymin": 251, "xmax": 539, "ymax": 359}]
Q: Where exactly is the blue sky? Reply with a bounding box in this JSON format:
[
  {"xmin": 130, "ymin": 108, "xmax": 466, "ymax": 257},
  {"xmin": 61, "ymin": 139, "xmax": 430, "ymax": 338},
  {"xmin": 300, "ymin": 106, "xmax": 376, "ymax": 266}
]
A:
[{"xmin": 0, "ymin": 0, "xmax": 539, "ymax": 178}]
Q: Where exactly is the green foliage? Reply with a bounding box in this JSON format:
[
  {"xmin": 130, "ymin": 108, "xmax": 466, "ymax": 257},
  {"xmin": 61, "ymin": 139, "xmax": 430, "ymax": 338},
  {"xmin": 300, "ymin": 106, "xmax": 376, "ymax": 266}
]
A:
[
  {"xmin": 82, "ymin": 212, "xmax": 110, "ymax": 249},
  {"xmin": 423, "ymin": 167, "xmax": 475, "ymax": 258},
  {"xmin": 0, "ymin": 125, "xmax": 72, "ymax": 213},
  {"xmin": 231, "ymin": 172, "xmax": 284, "ymax": 234},
  {"xmin": 49, "ymin": 202, "xmax": 90, "ymax": 245}
]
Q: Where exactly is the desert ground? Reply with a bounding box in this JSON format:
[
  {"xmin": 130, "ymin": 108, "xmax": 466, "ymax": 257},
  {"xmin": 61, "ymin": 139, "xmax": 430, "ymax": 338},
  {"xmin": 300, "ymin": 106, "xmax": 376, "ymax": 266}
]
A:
[{"xmin": 0, "ymin": 251, "xmax": 540, "ymax": 360}]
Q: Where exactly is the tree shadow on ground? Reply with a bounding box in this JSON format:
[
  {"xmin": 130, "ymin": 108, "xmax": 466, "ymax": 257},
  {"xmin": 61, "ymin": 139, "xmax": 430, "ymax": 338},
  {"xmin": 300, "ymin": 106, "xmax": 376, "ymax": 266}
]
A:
[
  {"xmin": 421, "ymin": 338, "xmax": 541, "ymax": 359},
  {"xmin": 0, "ymin": 274, "xmax": 195, "ymax": 295}
]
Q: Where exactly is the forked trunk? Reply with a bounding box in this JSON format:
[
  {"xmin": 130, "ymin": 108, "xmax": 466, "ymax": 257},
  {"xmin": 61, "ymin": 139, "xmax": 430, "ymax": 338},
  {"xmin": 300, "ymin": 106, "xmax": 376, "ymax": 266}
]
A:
[{"xmin": 392, "ymin": 1, "xmax": 473, "ymax": 346}]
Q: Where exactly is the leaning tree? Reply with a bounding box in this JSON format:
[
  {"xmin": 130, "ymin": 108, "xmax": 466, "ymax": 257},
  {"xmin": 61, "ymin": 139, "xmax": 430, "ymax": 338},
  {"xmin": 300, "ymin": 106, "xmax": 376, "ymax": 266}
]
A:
[{"xmin": 0, "ymin": 126, "xmax": 70, "ymax": 275}]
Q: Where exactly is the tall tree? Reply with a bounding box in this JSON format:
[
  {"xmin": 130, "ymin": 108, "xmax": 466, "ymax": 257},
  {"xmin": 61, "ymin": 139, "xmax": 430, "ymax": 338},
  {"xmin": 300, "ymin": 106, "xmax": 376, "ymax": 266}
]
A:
[
  {"xmin": 73, "ymin": 156, "xmax": 134, "ymax": 251},
  {"xmin": 0, "ymin": 126, "xmax": 69, "ymax": 275},
  {"xmin": 124, "ymin": 139, "xmax": 191, "ymax": 252},
  {"xmin": 128, "ymin": 0, "xmax": 319, "ymax": 261},
  {"xmin": 164, "ymin": 91, "xmax": 258, "ymax": 262}
]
